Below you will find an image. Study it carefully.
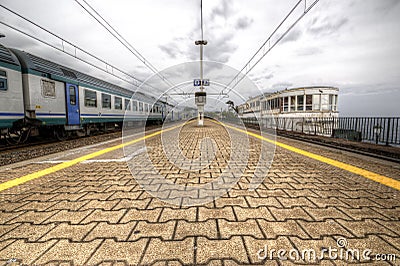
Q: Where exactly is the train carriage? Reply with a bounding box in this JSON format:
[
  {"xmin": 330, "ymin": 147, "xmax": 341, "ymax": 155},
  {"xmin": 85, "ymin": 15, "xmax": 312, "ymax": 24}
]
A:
[
  {"xmin": 0, "ymin": 45, "xmax": 25, "ymax": 131},
  {"xmin": 0, "ymin": 43, "xmax": 166, "ymax": 143}
]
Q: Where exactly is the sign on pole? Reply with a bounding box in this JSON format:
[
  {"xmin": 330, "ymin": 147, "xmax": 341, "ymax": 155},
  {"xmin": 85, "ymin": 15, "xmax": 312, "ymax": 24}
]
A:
[
  {"xmin": 202, "ymin": 79, "xmax": 210, "ymax": 86},
  {"xmin": 194, "ymin": 79, "xmax": 210, "ymax": 86}
]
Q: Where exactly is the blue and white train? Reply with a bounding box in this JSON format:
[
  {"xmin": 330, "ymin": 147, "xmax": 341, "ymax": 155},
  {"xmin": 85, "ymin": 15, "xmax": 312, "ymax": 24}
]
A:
[{"xmin": 0, "ymin": 44, "xmax": 169, "ymax": 143}]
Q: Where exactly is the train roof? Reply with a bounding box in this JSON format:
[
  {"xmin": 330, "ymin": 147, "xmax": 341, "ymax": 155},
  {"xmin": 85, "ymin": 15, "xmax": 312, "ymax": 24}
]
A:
[
  {"xmin": 0, "ymin": 44, "xmax": 21, "ymax": 68},
  {"xmin": 8, "ymin": 46, "xmax": 157, "ymax": 103}
]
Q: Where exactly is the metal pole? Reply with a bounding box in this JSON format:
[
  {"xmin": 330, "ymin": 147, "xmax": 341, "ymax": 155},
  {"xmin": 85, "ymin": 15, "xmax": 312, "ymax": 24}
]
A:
[
  {"xmin": 200, "ymin": 44, "xmax": 203, "ymax": 92},
  {"xmin": 386, "ymin": 118, "xmax": 391, "ymax": 146},
  {"xmin": 200, "ymin": 0, "xmax": 204, "ymax": 93}
]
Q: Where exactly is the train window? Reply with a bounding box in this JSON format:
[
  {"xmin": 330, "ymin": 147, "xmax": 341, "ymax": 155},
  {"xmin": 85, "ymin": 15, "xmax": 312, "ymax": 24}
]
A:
[
  {"xmin": 306, "ymin": 95, "xmax": 312, "ymax": 110},
  {"xmin": 69, "ymin": 86, "xmax": 76, "ymax": 105},
  {"xmin": 139, "ymin": 102, "xmax": 143, "ymax": 112},
  {"xmin": 41, "ymin": 80, "xmax": 56, "ymax": 97},
  {"xmin": 84, "ymin": 89, "xmax": 97, "ymax": 107},
  {"xmin": 125, "ymin": 99, "xmax": 131, "ymax": 111},
  {"xmin": 145, "ymin": 104, "xmax": 149, "ymax": 113},
  {"xmin": 132, "ymin": 101, "xmax": 138, "ymax": 111},
  {"xmin": 102, "ymin": 93, "xmax": 111, "ymax": 109},
  {"xmin": 0, "ymin": 69, "xmax": 7, "ymax": 91},
  {"xmin": 114, "ymin": 97, "xmax": 123, "ymax": 110},
  {"xmin": 0, "ymin": 78, "xmax": 7, "ymax": 91},
  {"xmin": 297, "ymin": 95, "xmax": 304, "ymax": 111}
]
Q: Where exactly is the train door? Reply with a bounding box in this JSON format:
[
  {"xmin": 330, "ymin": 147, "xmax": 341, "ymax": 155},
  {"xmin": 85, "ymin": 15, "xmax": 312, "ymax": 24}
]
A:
[{"xmin": 65, "ymin": 83, "xmax": 80, "ymax": 125}]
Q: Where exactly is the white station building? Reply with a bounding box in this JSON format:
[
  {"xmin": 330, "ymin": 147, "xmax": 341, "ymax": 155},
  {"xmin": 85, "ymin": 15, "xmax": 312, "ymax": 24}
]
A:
[{"xmin": 238, "ymin": 86, "xmax": 339, "ymax": 119}]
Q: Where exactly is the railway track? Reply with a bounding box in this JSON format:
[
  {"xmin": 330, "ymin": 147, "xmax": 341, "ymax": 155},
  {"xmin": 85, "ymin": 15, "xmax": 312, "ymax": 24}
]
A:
[{"xmin": 0, "ymin": 125, "xmax": 160, "ymax": 166}]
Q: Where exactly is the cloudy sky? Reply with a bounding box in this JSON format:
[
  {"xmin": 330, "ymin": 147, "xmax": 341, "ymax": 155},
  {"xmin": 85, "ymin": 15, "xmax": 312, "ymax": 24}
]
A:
[{"xmin": 0, "ymin": 0, "xmax": 399, "ymax": 116}]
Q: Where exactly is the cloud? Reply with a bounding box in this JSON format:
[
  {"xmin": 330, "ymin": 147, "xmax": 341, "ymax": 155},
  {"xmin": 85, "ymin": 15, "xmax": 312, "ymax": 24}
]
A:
[
  {"xmin": 158, "ymin": 30, "xmax": 238, "ymax": 64},
  {"xmin": 375, "ymin": 0, "xmax": 400, "ymax": 14},
  {"xmin": 280, "ymin": 28, "xmax": 302, "ymax": 43},
  {"xmin": 158, "ymin": 44, "xmax": 179, "ymax": 59},
  {"xmin": 272, "ymin": 82, "xmax": 293, "ymax": 90},
  {"xmin": 235, "ymin": 16, "xmax": 253, "ymax": 30},
  {"xmin": 307, "ymin": 16, "xmax": 348, "ymax": 36},
  {"xmin": 296, "ymin": 46, "xmax": 322, "ymax": 56},
  {"xmin": 210, "ymin": 0, "xmax": 235, "ymax": 21},
  {"xmin": 264, "ymin": 73, "xmax": 274, "ymax": 80},
  {"xmin": 204, "ymin": 31, "xmax": 237, "ymax": 63},
  {"xmin": 157, "ymin": 0, "xmax": 243, "ymax": 64},
  {"xmin": 251, "ymin": 73, "xmax": 274, "ymax": 83}
]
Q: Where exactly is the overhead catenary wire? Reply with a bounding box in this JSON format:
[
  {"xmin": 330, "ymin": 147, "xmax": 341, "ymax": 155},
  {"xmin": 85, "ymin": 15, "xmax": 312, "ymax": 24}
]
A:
[
  {"xmin": 0, "ymin": 5, "xmax": 144, "ymax": 85},
  {"xmin": 0, "ymin": 6, "xmax": 168, "ymax": 96},
  {"xmin": 219, "ymin": 0, "xmax": 320, "ymax": 99},
  {"xmin": 74, "ymin": 0, "xmax": 182, "ymax": 98},
  {"xmin": 0, "ymin": 4, "xmax": 173, "ymax": 100},
  {"xmin": 0, "ymin": 20, "xmax": 143, "ymax": 89},
  {"xmin": 74, "ymin": 0, "xmax": 155, "ymax": 72}
]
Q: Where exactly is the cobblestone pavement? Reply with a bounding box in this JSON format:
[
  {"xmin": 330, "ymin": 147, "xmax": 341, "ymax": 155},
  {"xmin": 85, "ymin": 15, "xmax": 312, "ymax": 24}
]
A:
[{"xmin": 0, "ymin": 120, "xmax": 399, "ymax": 265}]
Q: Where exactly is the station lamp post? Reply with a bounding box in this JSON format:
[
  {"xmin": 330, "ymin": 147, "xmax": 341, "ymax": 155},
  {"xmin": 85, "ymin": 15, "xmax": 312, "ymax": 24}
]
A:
[{"xmin": 195, "ymin": 39, "xmax": 207, "ymax": 126}]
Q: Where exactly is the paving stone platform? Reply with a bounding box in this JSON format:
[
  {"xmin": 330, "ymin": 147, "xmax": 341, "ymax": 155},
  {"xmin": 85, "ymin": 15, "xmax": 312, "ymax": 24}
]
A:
[{"xmin": 0, "ymin": 120, "xmax": 399, "ymax": 265}]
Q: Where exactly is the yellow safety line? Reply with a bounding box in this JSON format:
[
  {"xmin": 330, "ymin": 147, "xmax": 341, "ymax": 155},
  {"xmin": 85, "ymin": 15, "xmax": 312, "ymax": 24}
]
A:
[
  {"xmin": 217, "ymin": 121, "xmax": 400, "ymax": 191},
  {"xmin": 2, "ymin": 120, "xmax": 399, "ymax": 192},
  {"xmin": 0, "ymin": 123, "xmax": 183, "ymax": 192}
]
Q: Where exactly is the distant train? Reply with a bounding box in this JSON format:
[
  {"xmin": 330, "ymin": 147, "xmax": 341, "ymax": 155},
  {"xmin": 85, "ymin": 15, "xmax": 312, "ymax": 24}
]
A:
[{"xmin": 0, "ymin": 44, "xmax": 172, "ymax": 144}]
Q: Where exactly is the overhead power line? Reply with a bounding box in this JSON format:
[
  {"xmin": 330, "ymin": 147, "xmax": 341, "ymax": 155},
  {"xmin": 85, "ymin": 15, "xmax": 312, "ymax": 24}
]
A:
[
  {"xmin": 74, "ymin": 0, "xmax": 180, "ymax": 95},
  {"xmin": 0, "ymin": 20, "xmax": 143, "ymax": 88},
  {"xmin": 219, "ymin": 0, "xmax": 320, "ymax": 99},
  {"xmin": 0, "ymin": 4, "xmax": 169, "ymax": 98}
]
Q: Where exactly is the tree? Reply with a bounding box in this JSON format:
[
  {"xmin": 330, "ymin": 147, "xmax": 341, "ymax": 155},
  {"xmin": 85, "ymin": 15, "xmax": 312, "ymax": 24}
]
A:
[{"xmin": 226, "ymin": 100, "xmax": 238, "ymax": 113}]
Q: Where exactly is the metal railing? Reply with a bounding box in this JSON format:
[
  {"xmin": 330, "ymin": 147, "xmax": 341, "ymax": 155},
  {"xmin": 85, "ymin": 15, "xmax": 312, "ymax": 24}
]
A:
[{"xmin": 240, "ymin": 117, "xmax": 400, "ymax": 146}]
